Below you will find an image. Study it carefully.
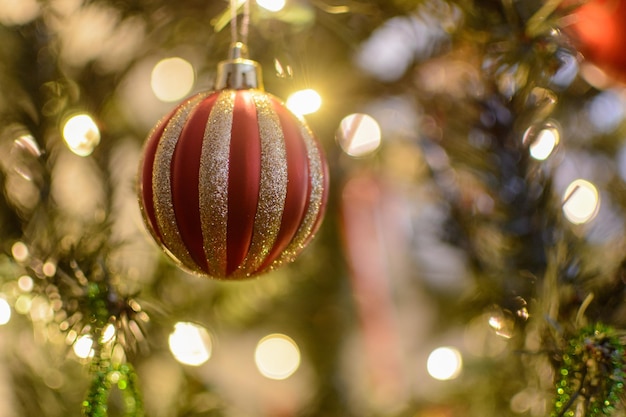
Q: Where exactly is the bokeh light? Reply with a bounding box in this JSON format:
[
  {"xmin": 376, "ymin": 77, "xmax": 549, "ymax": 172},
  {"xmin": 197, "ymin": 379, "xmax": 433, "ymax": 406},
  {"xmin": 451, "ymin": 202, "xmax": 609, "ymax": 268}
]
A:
[
  {"xmin": 168, "ymin": 322, "xmax": 212, "ymax": 366},
  {"xmin": 62, "ymin": 114, "xmax": 101, "ymax": 156},
  {"xmin": 257, "ymin": 0, "xmax": 286, "ymax": 12},
  {"xmin": 426, "ymin": 346, "xmax": 463, "ymax": 380},
  {"xmin": 11, "ymin": 241, "xmax": 29, "ymax": 262},
  {"xmin": 42, "ymin": 261, "xmax": 57, "ymax": 277},
  {"xmin": 254, "ymin": 334, "xmax": 301, "ymax": 380},
  {"xmin": 588, "ymin": 90, "xmax": 625, "ymax": 133},
  {"xmin": 0, "ymin": 0, "xmax": 40, "ymax": 25},
  {"xmin": 150, "ymin": 57, "xmax": 195, "ymax": 102},
  {"xmin": 101, "ymin": 323, "xmax": 116, "ymax": 343},
  {"xmin": 562, "ymin": 179, "xmax": 600, "ymax": 225},
  {"xmin": 286, "ymin": 89, "xmax": 322, "ymax": 115},
  {"xmin": 0, "ymin": 298, "xmax": 11, "ymax": 325},
  {"xmin": 17, "ymin": 275, "xmax": 34, "ymax": 292},
  {"xmin": 337, "ymin": 113, "xmax": 382, "ymax": 157},
  {"xmin": 73, "ymin": 335, "xmax": 94, "ymax": 359},
  {"xmin": 29, "ymin": 296, "xmax": 53, "ymax": 323},
  {"xmin": 14, "ymin": 295, "xmax": 31, "ymax": 315},
  {"xmin": 523, "ymin": 123, "xmax": 560, "ymax": 161}
]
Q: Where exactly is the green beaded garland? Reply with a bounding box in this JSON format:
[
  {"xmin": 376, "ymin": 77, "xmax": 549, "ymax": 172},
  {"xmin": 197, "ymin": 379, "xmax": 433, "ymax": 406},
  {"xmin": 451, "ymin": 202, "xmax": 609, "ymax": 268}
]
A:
[
  {"xmin": 552, "ymin": 324, "xmax": 626, "ymax": 417},
  {"xmin": 82, "ymin": 358, "xmax": 143, "ymax": 417}
]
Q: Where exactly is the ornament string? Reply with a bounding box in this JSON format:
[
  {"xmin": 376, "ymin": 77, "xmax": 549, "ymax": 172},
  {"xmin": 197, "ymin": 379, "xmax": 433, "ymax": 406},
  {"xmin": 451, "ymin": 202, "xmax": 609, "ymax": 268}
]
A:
[
  {"xmin": 230, "ymin": 0, "xmax": 251, "ymax": 45},
  {"xmin": 242, "ymin": 0, "xmax": 250, "ymax": 45},
  {"xmin": 230, "ymin": 0, "xmax": 238, "ymax": 44}
]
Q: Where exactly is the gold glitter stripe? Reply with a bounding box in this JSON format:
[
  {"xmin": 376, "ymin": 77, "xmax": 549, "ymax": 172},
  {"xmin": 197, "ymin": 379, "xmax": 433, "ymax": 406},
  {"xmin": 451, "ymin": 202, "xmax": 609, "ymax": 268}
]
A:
[
  {"xmin": 237, "ymin": 91, "xmax": 288, "ymax": 277},
  {"xmin": 200, "ymin": 90, "xmax": 235, "ymax": 277},
  {"xmin": 152, "ymin": 94, "xmax": 206, "ymax": 274},
  {"xmin": 270, "ymin": 120, "xmax": 325, "ymax": 269}
]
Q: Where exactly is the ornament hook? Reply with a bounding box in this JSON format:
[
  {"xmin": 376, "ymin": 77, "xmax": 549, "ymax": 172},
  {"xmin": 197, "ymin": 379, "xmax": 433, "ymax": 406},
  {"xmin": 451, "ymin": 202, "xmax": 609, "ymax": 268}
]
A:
[{"xmin": 215, "ymin": 42, "xmax": 264, "ymax": 90}]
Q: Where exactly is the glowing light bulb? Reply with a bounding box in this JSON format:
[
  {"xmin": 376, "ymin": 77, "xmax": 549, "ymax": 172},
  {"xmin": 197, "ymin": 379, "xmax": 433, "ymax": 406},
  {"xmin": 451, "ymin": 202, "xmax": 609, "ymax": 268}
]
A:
[
  {"xmin": 0, "ymin": 298, "xmax": 11, "ymax": 325},
  {"xmin": 427, "ymin": 347, "xmax": 462, "ymax": 380},
  {"xmin": 286, "ymin": 89, "xmax": 322, "ymax": 115},
  {"xmin": 62, "ymin": 114, "xmax": 100, "ymax": 156},
  {"xmin": 73, "ymin": 335, "xmax": 94, "ymax": 359},
  {"xmin": 257, "ymin": 0, "xmax": 286, "ymax": 12},
  {"xmin": 168, "ymin": 322, "xmax": 212, "ymax": 366},
  {"xmin": 254, "ymin": 333, "xmax": 301, "ymax": 380},
  {"xmin": 523, "ymin": 123, "xmax": 560, "ymax": 161},
  {"xmin": 337, "ymin": 113, "xmax": 382, "ymax": 157},
  {"xmin": 101, "ymin": 323, "xmax": 116, "ymax": 343},
  {"xmin": 562, "ymin": 179, "xmax": 600, "ymax": 225},
  {"xmin": 151, "ymin": 57, "xmax": 195, "ymax": 102}
]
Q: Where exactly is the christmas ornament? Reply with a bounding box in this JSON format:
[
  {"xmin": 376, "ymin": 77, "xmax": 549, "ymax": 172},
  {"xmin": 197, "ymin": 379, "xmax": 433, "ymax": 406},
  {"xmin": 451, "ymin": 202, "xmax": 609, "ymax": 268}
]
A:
[
  {"xmin": 138, "ymin": 42, "xmax": 329, "ymax": 279},
  {"xmin": 567, "ymin": 0, "xmax": 626, "ymax": 83}
]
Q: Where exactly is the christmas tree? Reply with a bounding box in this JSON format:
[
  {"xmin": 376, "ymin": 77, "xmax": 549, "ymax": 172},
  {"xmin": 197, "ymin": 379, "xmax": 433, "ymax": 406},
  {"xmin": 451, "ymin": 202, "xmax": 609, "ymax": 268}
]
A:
[{"xmin": 1, "ymin": 0, "xmax": 626, "ymax": 416}]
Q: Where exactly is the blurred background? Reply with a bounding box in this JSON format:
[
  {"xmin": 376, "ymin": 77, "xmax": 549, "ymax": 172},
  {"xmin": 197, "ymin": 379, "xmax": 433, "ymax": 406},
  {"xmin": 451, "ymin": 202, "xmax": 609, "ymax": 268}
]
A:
[{"xmin": 1, "ymin": 0, "xmax": 626, "ymax": 416}]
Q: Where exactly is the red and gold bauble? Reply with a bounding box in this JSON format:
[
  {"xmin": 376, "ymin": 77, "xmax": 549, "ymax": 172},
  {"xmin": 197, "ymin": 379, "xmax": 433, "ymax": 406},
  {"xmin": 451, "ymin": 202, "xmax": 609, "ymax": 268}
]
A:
[
  {"xmin": 568, "ymin": 0, "xmax": 626, "ymax": 83},
  {"xmin": 138, "ymin": 43, "xmax": 329, "ymax": 279}
]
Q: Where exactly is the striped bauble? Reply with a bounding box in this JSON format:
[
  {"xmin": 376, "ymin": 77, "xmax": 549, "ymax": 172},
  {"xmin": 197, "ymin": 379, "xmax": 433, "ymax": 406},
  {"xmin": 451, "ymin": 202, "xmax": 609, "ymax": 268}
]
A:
[{"xmin": 138, "ymin": 89, "xmax": 329, "ymax": 279}]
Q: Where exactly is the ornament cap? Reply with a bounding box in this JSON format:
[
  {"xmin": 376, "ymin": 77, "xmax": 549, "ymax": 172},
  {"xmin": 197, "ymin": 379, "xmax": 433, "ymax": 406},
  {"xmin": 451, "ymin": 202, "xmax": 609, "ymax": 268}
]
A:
[{"xmin": 215, "ymin": 42, "xmax": 264, "ymax": 90}]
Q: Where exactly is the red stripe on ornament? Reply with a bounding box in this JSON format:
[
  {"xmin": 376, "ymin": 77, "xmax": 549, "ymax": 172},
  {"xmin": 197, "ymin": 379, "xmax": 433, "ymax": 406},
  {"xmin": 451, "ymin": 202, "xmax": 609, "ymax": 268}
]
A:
[
  {"xmin": 257, "ymin": 98, "xmax": 311, "ymax": 271},
  {"xmin": 140, "ymin": 106, "xmax": 182, "ymax": 244},
  {"xmin": 226, "ymin": 91, "xmax": 262, "ymax": 276},
  {"xmin": 171, "ymin": 94, "xmax": 220, "ymax": 273}
]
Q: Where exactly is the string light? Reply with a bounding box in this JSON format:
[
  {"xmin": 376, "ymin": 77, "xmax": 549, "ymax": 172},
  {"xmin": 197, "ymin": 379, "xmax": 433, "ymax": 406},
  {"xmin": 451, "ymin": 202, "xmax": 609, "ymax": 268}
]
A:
[
  {"xmin": 101, "ymin": 323, "xmax": 116, "ymax": 343},
  {"xmin": 286, "ymin": 89, "xmax": 322, "ymax": 115},
  {"xmin": 168, "ymin": 322, "xmax": 212, "ymax": 366},
  {"xmin": 254, "ymin": 334, "xmax": 301, "ymax": 380},
  {"xmin": 0, "ymin": 298, "xmax": 11, "ymax": 325},
  {"xmin": 256, "ymin": 0, "xmax": 286, "ymax": 12},
  {"xmin": 73, "ymin": 335, "xmax": 95, "ymax": 359},
  {"xmin": 62, "ymin": 114, "xmax": 101, "ymax": 157},
  {"xmin": 523, "ymin": 122, "xmax": 560, "ymax": 161},
  {"xmin": 427, "ymin": 347, "xmax": 463, "ymax": 380},
  {"xmin": 562, "ymin": 179, "xmax": 600, "ymax": 225},
  {"xmin": 337, "ymin": 113, "xmax": 382, "ymax": 157},
  {"xmin": 150, "ymin": 57, "xmax": 195, "ymax": 102}
]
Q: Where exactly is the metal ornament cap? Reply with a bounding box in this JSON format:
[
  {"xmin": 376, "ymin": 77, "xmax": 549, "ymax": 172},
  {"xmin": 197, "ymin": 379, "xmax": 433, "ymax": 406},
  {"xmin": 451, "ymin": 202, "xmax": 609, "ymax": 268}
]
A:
[{"xmin": 215, "ymin": 42, "xmax": 264, "ymax": 90}]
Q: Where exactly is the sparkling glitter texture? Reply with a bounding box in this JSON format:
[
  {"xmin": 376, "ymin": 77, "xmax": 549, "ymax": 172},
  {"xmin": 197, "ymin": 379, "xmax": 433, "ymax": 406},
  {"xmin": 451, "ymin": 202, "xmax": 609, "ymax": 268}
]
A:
[
  {"xmin": 152, "ymin": 94, "xmax": 207, "ymax": 274},
  {"xmin": 200, "ymin": 90, "xmax": 235, "ymax": 276},
  {"xmin": 138, "ymin": 87, "xmax": 329, "ymax": 280},
  {"xmin": 238, "ymin": 92, "xmax": 288, "ymax": 276}
]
